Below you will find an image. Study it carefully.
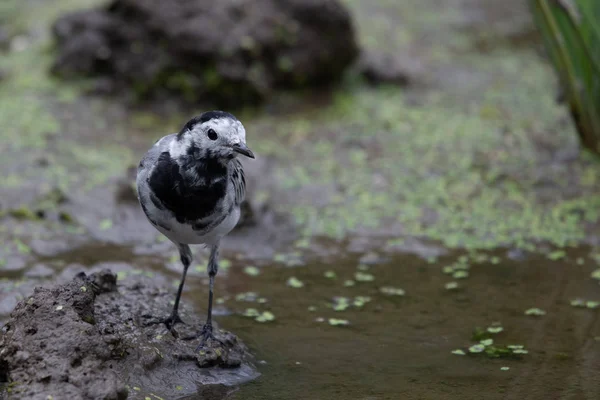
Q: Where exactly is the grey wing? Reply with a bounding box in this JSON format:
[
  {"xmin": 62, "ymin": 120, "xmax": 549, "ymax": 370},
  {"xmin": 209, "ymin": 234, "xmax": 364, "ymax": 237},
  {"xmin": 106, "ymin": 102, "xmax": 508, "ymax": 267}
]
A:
[
  {"xmin": 136, "ymin": 134, "xmax": 176, "ymax": 206},
  {"xmin": 229, "ymin": 158, "xmax": 246, "ymax": 207},
  {"xmin": 137, "ymin": 134, "xmax": 176, "ymax": 175}
]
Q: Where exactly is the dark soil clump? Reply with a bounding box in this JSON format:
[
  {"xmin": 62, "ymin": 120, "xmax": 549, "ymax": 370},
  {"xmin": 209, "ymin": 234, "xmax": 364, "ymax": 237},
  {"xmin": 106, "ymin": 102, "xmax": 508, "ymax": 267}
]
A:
[
  {"xmin": 0, "ymin": 270, "xmax": 258, "ymax": 399},
  {"xmin": 51, "ymin": 0, "xmax": 359, "ymax": 107}
]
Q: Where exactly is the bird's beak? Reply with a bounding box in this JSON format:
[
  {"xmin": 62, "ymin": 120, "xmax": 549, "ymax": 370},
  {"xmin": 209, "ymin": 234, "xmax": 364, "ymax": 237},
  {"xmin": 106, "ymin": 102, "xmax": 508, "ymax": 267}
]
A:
[{"xmin": 232, "ymin": 143, "xmax": 255, "ymax": 159}]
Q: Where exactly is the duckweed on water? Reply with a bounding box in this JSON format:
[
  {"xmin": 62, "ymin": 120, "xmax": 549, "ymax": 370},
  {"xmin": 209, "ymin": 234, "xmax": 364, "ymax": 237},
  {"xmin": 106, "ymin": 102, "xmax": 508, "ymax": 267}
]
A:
[
  {"xmin": 524, "ymin": 308, "xmax": 546, "ymax": 316},
  {"xmin": 243, "ymin": 266, "xmax": 260, "ymax": 276},
  {"xmin": 287, "ymin": 277, "xmax": 304, "ymax": 288},
  {"xmin": 379, "ymin": 286, "xmax": 405, "ymax": 296},
  {"xmin": 452, "ymin": 270, "xmax": 469, "ymax": 279},
  {"xmin": 328, "ymin": 318, "xmax": 350, "ymax": 326},
  {"xmin": 324, "ymin": 270, "xmax": 337, "ymax": 279},
  {"xmin": 353, "ymin": 296, "xmax": 371, "ymax": 307},
  {"xmin": 451, "ymin": 349, "xmax": 466, "ymax": 356},
  {"xmin": 236, "ymin": 292, "xmax": 260, "ymax": 302},
  {"xmin": 468, "ymin": 344, "xmax": 485, "ymax": 353},
  {"xmin": 570, "ymin": 299, "xmax": 600, "ymax": 309},
  {"xmin": 487, "ymin": 326, "xmax": 504, "ymax": 334},
  {"xmin": 501, "ymin": 367, "xmax": 510, "ymax": 371},
  {"xmin": 343, "ymin": 280, "xmax": 356, "ymax": 287},
  {"xmin": 354, "ymin": 272, "xmax": 375, "ymax": 282},
  {"xmin": 445, "ymin": 282, "xmax": 459, "ymax": 290},
  {"xmin": 547, "ymin": 250, "xmax": 566, "ymax": 261},
  {"xmin": 332, "ymin": 297, "xmax": 350, "ymax": 311},
  {"xmin": 242, "ymin": 308, "xmax": 260, "ymax": 317},
  {"xmin": 255, "ymin": 311, "xmax": 275, "ymax": 323}
]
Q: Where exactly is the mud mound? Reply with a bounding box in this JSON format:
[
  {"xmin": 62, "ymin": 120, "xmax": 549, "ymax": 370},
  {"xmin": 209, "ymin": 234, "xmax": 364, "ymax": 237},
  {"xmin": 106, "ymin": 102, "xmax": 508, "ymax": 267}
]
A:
[
  {"xmin": 51, "ymin": 0, "xmax": 359, "ymax": 107},
  {"xmin": 0, "ymin": 270, "xmax": 258, "ymax": 400}
]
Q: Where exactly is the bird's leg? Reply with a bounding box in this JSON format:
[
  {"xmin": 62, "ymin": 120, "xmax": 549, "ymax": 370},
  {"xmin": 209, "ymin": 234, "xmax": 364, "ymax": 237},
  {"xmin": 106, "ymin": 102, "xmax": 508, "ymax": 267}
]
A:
[
  {"xmin": 183, "ymin": 243, "xmax": 222, "ymax": 349},
  {"xmin": 144, "ymin": 243, "xmax": 192, "ymax": 333},
  {"xmin": 200, "ymin": 244, "xmax": 220, "ymax": 344}
]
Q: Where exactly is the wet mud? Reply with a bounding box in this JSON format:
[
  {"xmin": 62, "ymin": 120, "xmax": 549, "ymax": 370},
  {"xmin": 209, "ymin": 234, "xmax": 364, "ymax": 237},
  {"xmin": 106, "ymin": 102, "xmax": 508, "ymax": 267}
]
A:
[{"xmin": 0, "ymin": 270, "xmax": 258, "ymax": 400}]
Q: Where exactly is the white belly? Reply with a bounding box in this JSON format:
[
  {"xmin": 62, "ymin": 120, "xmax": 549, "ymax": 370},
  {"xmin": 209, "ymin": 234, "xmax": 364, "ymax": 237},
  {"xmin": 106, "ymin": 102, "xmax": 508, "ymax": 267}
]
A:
[{"xmin": 153, "ymin": 207, "xmax": 241, "ymax": 245}]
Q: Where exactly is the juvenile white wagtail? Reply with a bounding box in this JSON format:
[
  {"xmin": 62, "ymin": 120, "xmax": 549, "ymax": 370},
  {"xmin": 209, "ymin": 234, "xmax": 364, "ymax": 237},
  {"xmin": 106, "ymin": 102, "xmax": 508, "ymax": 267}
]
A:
[{"xmin": 136, "ymin": 110, "xmax": 254, "ymax": 347}]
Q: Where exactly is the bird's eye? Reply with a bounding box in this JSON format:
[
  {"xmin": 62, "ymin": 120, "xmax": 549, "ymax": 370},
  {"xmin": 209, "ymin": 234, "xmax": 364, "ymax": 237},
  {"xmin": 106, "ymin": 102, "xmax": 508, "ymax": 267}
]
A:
[{"xmin": 207, "ymin": 129, "xmax": 218, "ymax": 141}]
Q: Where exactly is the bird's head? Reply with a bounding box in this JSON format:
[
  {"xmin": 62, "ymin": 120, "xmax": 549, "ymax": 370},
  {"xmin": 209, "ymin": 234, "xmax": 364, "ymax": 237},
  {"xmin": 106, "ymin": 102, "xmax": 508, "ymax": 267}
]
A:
[{"xmin": 173, "ymin": 111, "xmax": 254, "ymax": 161}]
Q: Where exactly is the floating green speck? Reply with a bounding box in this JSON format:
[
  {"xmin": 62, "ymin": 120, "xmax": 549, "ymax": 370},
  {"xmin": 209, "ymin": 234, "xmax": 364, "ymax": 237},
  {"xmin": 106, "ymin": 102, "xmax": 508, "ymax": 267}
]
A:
[
  {"xmin": 451, "ymin": 349, "xmax": 466, "ymax": 356},
  {"xmin": 287, "ymin": 277, "xmax": 304, "ymax": 288},
  {"xmin": 355, "ymin": 272, "xmax": 374, "ymax": 282},
  {"xmin": 442, "ymin": 266, "xmax": 454, "ymax": 274},
  {"xmin": 220, "ymin": 259, "xmax": 232, "ymax": 270},
  {"xmin": 591, "ymin": 269, "xmax": 600, "ymax": 280},
  {"xmin": 524, "ymin": 307, "xmax": 546, "ymax": 316},
  {"xmin": 328, "ymin": 318, "xmax": 349, "ymax": 326},
  {"xmin": 445, "ymin": 282, "xmax": 459, "ymax": 290},
  {"xmin": 500, "ymin": 366, "xmax": 510, "ymax": 371},
  {"xmin": 469, "ymin": 344, "xmax": 485, "ymax": 353},
  {"xmin": 243, "ymin": 266, "xmax": 260, "ymax": 276},
  {"xmin": 236, "ymin": 292, "xmax": 259, "ymax": 302},
  {"xmin": 80, "ymin": 286, "xmax": 87, "ymax": 292},
  {"xmin": 512, "ymin": 349, "xmax": 528, "ymax": 354},
  {"xmin": 379, "ymin": 286, "xmax": 405, "ymax": 296},
  {"xmin": 357, "ymin": 264, "xmax": 370, "ymax": 271},
  {"xmin": 480, "ymin": 338, "xmax": 493, "ymax": 346},
  {"xmin": 308, "ymin": 306, "xmax": 317, "ymax": 312},
  {"xmin": 570, "ymin": 298, "xmax": 586, "ymax": 307},
  {"xmin": 324, "ymin": 270, "xmax": 337, "ymax": 279},
  {"xmin": 547, "ymin": 250, "xmax": 566, "ymax": 261},
  {"xmin": 586, "ymin": 301, "xmax": 600, "ymax": 309},
  {"xmin": 487, "ymin": 326, "xmax": 503, "ymax": 334},
  {"xmin": 55, "ymin": 305, "xmax": 63, "ymax": 311},
  {"xmin": 255, "ymin": 311, "xmax": 275, "ymax": 323},
  {"xmin": 452, "ymin": 270, "xmax": 469, "ymax": 279},
  {"xmin": 242, "ymin": 308, "xmax": 260, "ymax": 317},
  {"xmin": 507, "ymin": 345, "xmax": 524, "ymax": 350},
  {"xmin": 353, "ymin": 296, "xmax": 371, "ymax": 307},
  {"xmin": 332, "ymin": 297, "xmax": 350, "ymax": 311},
  {"xmin": 343, "ymin": 280, "xmax": 355, "ymax": 287}
]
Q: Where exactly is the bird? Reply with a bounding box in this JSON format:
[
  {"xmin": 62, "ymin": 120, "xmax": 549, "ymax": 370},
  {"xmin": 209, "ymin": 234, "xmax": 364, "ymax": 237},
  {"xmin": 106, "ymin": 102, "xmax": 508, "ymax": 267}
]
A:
[{"xmin": 135, "ymin": 110, "xmax": 254, "ymax": 347}]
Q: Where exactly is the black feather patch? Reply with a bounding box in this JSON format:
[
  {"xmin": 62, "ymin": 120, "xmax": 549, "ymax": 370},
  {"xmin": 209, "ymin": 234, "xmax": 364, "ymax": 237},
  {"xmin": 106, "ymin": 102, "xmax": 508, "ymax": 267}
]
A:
[
  {"xmin": 147, "ymin": 151, "xmax": 228, "ymax": 224},
  {"xmin": 178, "ymin": 110, "xmax": 237, "ymax": 137}
]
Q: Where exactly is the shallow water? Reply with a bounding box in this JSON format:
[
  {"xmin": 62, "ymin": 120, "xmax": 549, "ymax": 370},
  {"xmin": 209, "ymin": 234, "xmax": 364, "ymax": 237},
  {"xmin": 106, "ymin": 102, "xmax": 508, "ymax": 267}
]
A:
[{"xmin": 211, "ymin": 247, "xmax": 600, "ymax": 400}]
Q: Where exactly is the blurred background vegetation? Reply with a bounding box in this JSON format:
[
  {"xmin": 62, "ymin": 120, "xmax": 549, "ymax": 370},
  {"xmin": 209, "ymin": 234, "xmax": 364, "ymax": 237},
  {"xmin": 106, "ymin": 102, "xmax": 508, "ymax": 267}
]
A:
[{"xmin": 531, "ymin": 0, "xmax": 600, "ymax": 156}]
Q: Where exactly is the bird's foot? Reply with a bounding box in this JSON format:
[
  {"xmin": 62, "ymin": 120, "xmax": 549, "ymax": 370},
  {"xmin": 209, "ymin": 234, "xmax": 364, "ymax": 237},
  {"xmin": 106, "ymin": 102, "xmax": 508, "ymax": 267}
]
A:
[
  {"xmin": 183, "ymin": 323, "xmax": 223, "ymax": 351},
  {"xmin": 142, "ymin": 312, "xmax": 185, "ymax": 335}
]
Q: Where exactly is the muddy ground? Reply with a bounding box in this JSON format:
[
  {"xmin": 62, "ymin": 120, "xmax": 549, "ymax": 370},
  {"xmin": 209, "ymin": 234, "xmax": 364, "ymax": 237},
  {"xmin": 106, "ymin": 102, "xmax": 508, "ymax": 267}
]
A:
[{"xmin": 1, "ymin": 0, "xmax": 600, "ymax": 399}]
